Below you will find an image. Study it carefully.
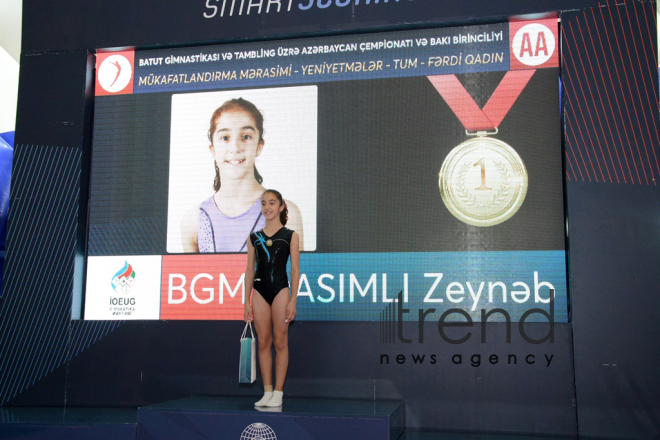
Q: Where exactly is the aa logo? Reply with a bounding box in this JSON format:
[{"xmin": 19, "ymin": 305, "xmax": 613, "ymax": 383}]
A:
[
  {"xmin": 509, "ymin": 20, "xmax": 559, "ymax": 69},
  {"xmin": 95, "ymin": 50, "xmax": 135, "ymax": 96}
]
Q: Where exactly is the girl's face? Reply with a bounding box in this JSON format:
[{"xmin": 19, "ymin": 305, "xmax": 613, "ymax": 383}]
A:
[
  {"xmin": 261, "ymin": 192, "xmax": 283, "ymax": 222},
  {"xmin": 209, "ymin": 108, "xmax": 264, "ymax": 180}
]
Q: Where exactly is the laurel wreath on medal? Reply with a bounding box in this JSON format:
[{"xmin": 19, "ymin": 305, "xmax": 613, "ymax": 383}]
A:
[
  {"xmin": 455, "ymin": 162, "xmax": 477, "ymax": 206},
  {"xmin": 455, "ymin": 160, "xmax": 511, "ymax": 207},
  {"xmin": 490, "ymin": 161, "xmax": 511, "ymax": 205}
]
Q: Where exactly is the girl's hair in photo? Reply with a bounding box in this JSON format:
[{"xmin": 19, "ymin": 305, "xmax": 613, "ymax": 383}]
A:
[
  {"xmin": 264, "ymin": 189, "xmax": 288, "ymax": 226},
  {"xmin": 208, "ymin": 97, "xmax": 264, "ymax": 192}
]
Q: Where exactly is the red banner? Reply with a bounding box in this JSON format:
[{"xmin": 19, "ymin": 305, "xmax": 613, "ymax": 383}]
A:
[{"xmin": 160, "ymin": 254, "xmax": 248, "ymax": 320}]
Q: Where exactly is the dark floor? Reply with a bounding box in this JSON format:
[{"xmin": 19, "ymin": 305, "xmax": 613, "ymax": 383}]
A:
[{"xmin": 0, "ymin": 406, "xmax": 137, "ymax": 424}]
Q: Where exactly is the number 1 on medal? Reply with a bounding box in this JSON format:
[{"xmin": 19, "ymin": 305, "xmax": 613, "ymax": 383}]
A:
[{"xmin": 474, "ymin": 158, "xmax": 492, "ymax": 191}]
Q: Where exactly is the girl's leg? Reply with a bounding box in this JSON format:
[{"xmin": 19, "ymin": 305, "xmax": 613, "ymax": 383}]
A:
[
  {"xmin": 252, "ymin": 290, "xmax": 274, "ymax": 405},
  {"xmin": 266, "ymin": 288, "xmax": 290, "ymax": 407}
]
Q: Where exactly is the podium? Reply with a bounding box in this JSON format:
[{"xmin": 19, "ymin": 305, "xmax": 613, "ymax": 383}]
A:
[
  {"xmin": 0, "ymin": 397, "xmax": 404, "ymax": 439},
  {"xmin": 137, "ymin": 396, "xmax": 404, "ymax": 440}
]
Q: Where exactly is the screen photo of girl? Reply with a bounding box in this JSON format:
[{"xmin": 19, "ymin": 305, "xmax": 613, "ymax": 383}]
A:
[{"xmin": 166, "ymin": 86, "xmax": 317, "ymax": 253}]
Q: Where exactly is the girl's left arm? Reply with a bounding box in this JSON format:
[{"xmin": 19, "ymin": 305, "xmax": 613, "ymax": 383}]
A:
[{"xmin": 287, "ymin": 232, "xmax": 300, "ymax": 322}]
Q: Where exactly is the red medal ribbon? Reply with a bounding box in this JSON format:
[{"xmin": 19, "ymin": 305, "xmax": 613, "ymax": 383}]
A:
[{"xmin": 428, "ymin": 70, "xmax": 535, "ymax": 132}]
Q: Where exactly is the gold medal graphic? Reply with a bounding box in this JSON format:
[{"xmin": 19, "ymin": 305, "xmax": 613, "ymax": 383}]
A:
[
  {"xmin": 439, "ymin": 136, "xmax": 528, "ymax": 227},
  {"xmin": 266, "ymin": 239, "xmax": 273, "ymax": 246},
  {"xmin": 428, "ymin": 70, "xmax": 536, "ymax": 227}
]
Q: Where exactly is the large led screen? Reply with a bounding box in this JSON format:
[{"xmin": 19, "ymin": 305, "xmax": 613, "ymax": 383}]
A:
[{"xmin": 85, "ymin": 19, "xmax": 568, "ymax": 322}]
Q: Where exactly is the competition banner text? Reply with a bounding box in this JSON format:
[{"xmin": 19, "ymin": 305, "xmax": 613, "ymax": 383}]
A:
[{"xmin": 131, "ymin": 23, "xmax": 511, "ymax": 93}]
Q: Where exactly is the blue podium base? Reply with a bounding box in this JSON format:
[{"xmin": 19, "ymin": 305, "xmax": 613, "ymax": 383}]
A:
[{"xmin": 137, "ymin": 396, "xmax": 405, "ymax": 440}]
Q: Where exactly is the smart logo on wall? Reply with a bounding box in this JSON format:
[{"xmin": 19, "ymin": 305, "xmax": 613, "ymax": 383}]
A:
[{"xmin": 203, "ymin": 0, "xmax": 403, "ymax": 19}]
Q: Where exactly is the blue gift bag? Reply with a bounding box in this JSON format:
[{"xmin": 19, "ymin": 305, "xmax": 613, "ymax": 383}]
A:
[{"xmin": 239, "ymin": 322, "xmax": 256, "ymax": 383}]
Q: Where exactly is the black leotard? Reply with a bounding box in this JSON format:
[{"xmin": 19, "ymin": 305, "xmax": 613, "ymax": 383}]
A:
[{"xmin": 250, "ymin": 227, "xmax": 294, "ymax": 305}]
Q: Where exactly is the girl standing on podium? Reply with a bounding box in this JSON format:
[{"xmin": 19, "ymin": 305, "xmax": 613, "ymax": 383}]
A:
[{"xmin": 244, "ymin": 189, "xmax": 300, "ymax": 407}]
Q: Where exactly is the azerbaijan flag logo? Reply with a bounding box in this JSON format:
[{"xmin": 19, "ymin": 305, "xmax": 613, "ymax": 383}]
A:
[{"xmin": 111, "ymin": 261, "xmax": 136, "ymax": 294}]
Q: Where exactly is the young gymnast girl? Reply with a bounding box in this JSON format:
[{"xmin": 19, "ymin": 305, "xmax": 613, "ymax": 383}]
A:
[
  {"xmin": 244, "ymin": 189, "xmax": 300, "ymax": 407},
  {"xmin": 181, "ymin": 98, "xmax": 304, "ymax": 252}
]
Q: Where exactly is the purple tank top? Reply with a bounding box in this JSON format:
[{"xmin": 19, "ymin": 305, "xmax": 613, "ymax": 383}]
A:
[{"xmin": 197, "ymin": 196, "xmax": 266, "ymax": 253}]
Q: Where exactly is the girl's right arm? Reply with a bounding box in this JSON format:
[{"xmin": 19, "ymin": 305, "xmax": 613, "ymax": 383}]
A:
[{"xmin": 244, "ymin": 237, "xmax": 256, "ymax": 322}]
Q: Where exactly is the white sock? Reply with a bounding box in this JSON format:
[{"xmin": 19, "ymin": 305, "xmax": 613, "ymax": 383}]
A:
[
  {"xmin": 254, "ymin": 391, "xmax": 273, "ymax": 407},
  {"xmin": 265, "ymin": 390, "xmax": 283, "ymax": 407}
]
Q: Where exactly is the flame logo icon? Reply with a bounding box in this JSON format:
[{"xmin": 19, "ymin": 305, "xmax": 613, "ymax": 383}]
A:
[{"xmin": 111, "ymin": 261, "xmax": 136, "ymax": 294}]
